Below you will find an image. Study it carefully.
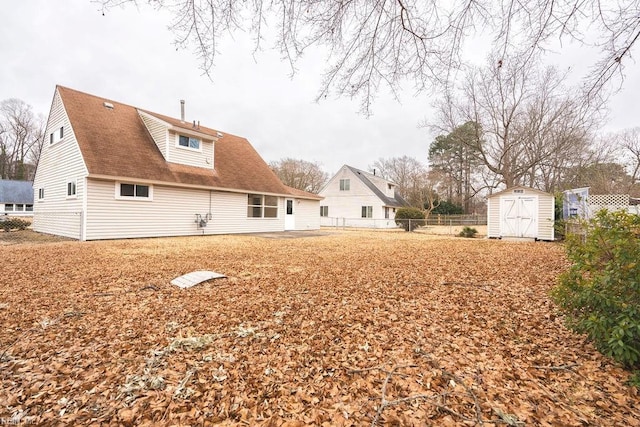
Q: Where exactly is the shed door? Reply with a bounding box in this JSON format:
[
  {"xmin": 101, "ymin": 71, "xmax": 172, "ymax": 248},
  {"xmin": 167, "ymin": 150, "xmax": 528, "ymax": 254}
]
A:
[{"xmin": 500, "ymin": 196, "xmax": 537, "ymax": 238}]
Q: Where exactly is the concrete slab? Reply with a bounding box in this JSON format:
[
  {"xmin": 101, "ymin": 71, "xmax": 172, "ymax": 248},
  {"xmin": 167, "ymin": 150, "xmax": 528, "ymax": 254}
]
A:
[{"xmin": 171, "ymin": 270, "xmax": 226, "ymax": 289}]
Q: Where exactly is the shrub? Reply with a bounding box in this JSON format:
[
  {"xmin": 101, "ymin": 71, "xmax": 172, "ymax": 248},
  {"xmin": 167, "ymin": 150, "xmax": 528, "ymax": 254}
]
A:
[
  {"xmin": 395, "ymin": 207, "xmax": 425, "ymax": 231},
  {"xmin": 458, "ymin": 226, "xmax": 477, "ymax": 238},
  {"xmin": 551, "ymin": 210, "xmax": 640, "ymax": 369},
  {"xmin": 1, "ymin": 217, "xmax": 30, "ymax": 232}
]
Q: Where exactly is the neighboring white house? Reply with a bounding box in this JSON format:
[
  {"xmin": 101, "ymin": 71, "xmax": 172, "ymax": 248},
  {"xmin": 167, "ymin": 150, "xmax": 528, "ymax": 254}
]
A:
[
  {"xmin": 563, "ymin": 187, "xmax": 640, "ymax": 219},
  {"xmin": 318, "ymin": 165, "xmax": 408, "ymax": 228},
  {"xmin": 0, "ymin": 180, "xmax": 34, "ymax": 216},
  {"xmin": 487, "ymin": 186, "xmax": 555, "ymax": 240},
  {"xmin": 33, "ymin": 86, "xmax": 322, "ymax": 240}
]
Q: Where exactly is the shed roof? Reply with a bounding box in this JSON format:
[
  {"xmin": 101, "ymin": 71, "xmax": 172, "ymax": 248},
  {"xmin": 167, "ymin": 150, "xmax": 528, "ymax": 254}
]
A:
[
  {"xmin": 0, "ymin": 180, "xmax": 33, "ymax": 204},
  {"xmin": 488, "ymin": 186, "xmax": 552, "ymax": 198},
  {"xmin": 57, "ymin": 86, "xmax": 318, "ymax": 200}
]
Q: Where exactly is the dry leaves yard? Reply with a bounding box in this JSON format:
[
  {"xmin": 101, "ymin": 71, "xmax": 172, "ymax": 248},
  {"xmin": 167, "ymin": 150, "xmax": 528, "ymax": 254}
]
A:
[{"xmin": 1, "ymin": 230, "xmax": 638, "ymax": 426}]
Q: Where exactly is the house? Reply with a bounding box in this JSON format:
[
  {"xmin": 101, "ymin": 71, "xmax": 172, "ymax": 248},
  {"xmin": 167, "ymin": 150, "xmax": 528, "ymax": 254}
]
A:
[
  {"xmin": 563, "ymin": 187, "xmax": 640, "ymax": 219},
  {"xmin": 0, "ymin": 180, "xmax": 34, "ymax": 216},
  {"xmin": 487, "ymin": 186, "xmax": 555, "ymax": 240},
  {"xmin": 33, "ymin": 86, "xmax": 321, "ymax": 240},
  {"xmin": 318, "ymin": 165, "xmax": 408, "ymax": 228}
]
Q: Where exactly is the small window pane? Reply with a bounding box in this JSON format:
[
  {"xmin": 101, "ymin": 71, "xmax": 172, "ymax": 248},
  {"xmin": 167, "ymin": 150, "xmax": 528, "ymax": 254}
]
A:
[
  {"xmin": 189, "ymin": 137, "xmax": 200, "ymax": 149},
  {"xmin": 15, "ymin": 204, "xmax": 24, "ymax": 211},
  {"xmin": 26, "ymin": 204, "xmax": 33, "ymax": 212},
  {"xmin": 264, "ymin": 196, "xmax": 278, "ymax": 207},
  {"xmin": 248, "ymin": 194, "xmax": 262, "ymax": 205},
  {"xmin": 179, "ymin": 135, "xmax": 189, "ymax": 147},
  {"xmin": 60, "ymin": 126, "xmax": 64, "ymax": 139},
  {"xmin": 264, "ymin": 207, "xmax": 278, "ymax": 218},
  {"xmin": 248, "ymin": 206, "xmax": 262, "ymax": 217},
  {"xmin": 121, "ymin": 184, "xmax": 135, "ymax": 197},
  {"xmin": 136, "ymin": 185, "xmax": 149, "ymax": 198},
  {"xmin": 5, "ymin": 204, "xmax": 13, "ymax": 211}
]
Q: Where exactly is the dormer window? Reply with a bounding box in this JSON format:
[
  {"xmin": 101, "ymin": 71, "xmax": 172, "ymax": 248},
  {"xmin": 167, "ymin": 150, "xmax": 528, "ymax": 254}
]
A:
[{"xmin": 178, "ymin": 135, "xmax": 200, "ymax": 150}]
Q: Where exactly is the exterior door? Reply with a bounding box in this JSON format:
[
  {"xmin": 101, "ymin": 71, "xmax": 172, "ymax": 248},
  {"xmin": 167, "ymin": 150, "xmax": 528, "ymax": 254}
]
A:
[
  {"xmin": 500, "ymin": 196, "xmax": 537, "ymax": 238},
  {"xmin": 284, "ymin": 199, "xmax": 295, "ymax": 230}
]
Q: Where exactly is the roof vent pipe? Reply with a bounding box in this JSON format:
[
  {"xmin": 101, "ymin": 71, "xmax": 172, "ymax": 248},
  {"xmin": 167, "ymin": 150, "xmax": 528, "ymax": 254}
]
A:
[{"xmin": 180, "ymin": 100, "xmax": 185, "ymax": 122}]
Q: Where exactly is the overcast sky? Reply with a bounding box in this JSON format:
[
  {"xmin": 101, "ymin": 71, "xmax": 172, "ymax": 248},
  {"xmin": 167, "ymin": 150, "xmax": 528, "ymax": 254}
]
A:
[{"xmin": 2, "ymin": 1, "xmax": 638, "ymax": 176}]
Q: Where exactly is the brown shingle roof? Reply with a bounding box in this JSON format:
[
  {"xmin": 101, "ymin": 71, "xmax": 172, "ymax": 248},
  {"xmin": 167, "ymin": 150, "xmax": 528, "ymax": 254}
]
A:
[{"xmin": 58, "ymin": 85, "xmax": 308, "ymax": 196}]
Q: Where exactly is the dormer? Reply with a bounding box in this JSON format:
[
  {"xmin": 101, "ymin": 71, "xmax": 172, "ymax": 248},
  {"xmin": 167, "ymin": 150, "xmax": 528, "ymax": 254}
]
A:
[{"xmin": 138, "ymin": 110, "xmax": 219, "ymax": 170}]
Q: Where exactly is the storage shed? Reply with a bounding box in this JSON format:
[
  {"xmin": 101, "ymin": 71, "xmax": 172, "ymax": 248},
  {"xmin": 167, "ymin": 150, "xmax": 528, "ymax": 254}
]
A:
[{"xmin": 487, "ymin": 186, "xmax": 555, "ymax": 240}]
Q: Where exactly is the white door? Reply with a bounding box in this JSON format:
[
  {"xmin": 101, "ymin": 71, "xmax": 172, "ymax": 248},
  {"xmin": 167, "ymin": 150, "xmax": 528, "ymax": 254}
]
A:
[
  {"xmin": 500, "ymin": 196, "xmax": 537, "ymax": 238},
  {"xmin": 284, "ymin": 199, "xmax": 295, "ymax": 230}
]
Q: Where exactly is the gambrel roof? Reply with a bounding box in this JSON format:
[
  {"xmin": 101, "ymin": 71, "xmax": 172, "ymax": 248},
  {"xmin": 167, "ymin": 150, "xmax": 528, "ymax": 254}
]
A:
[
  {"xmin": 345, "ymin": 165, "xmax": 408, "ymax": 208},
  {"xmin": 56, "ymin": 86, "xmax": 321, "ymax": 200}
]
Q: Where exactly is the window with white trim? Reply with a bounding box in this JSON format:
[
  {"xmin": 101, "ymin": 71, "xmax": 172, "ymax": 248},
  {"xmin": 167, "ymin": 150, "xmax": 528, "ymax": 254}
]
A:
[
  {"xmin": 178, "ymin": 134, "xmax": 201, "ymax": 150},
  {"xmin": 50, "ymin": 126, "xmax": 64, "ymax": 144},
  {"xmin": 118, "ymin": 183, "xmax": 151, "ymax": 200},
  {"xmin": 38, "ymin": 188, "xmax": 45, "ymax": 200},
  {"xmin": 361, "ymin": 206, "xmax": 373, "ymax": 218},
  {"xmin": 247, "ymin": 194, "xmax": 278, "ymax": 218},
  {"xmin": 5, "ymin": 204, "xmax": 14, "ymax": 211},
  {"xmin": 67, "ymin": 180, "xmax": 77, "ymax": 197},
  {"xmin": 320, "ymin": 206, "xmax": 329, "ymax": 217},
  {"xmin": 339, "ymin": 179, "xmax": 350, "ymax": 191}
]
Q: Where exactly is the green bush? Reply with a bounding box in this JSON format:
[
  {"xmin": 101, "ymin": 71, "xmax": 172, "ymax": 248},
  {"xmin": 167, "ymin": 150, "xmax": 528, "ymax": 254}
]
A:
[
  {"xmin": 458, "ymin": 226, "xmax": 478, "ymax": 238},
  {"xmin": 551, "ymin": 210, "xmax": 640, "ymax": 368},
  {"xmin": 395, "ymin": 207, "xmax": 425, "ymax": 231},
  {"xmin": 1, "ymin": 217, "xmax": 30, "ymax": 232}
]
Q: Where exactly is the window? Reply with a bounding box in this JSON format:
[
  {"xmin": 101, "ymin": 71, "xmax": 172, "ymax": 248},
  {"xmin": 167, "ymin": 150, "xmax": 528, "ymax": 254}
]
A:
[
  {"xmin": 178, "ymin": 135, "xmax": 200, "ymax": 150},
  {"xmin": 320, "ymin": 206, "xmax": 329, "ymax": 217},
  {"xmin": 50, "ymin": 126, "xmax": 64, "ymax": 144},
  {"xmin": 339, "ymin": 179, "xmax": 350, "ymax": 191},
  {"xmin": 388, "ymin": 184, "xmax": 393, "ymax": 190},
  {"xmin": 38, "ymin": 188, "xmax": 45, "ymax": 200},
  {"xmin": 385, "ymin": 207, "xmax": 389, "ymax": 219},
  {"xmin": 286, "ymin": 199, "xmax": 294, "ymax": 215},
  {"xmin": 15, "ymin": 204, "xmax": 24, "ymax": 211},
  {"xmin": 361, "ymin": 206, "xmax": 373, "ymax": 218},
  {"xmin": 247, "ymin": 194, "xmax": 278, "ymax": 218},
  {"xmin": 118, "ymin": 183, "xmax": 151, "ymax": 200},
  {"xmin": 67, "ymin": 181, "xmax": 77, "ymax": 197},
  {"xmin": 26, "ymin": 204, "xmax": 33, "ymax": 212},
  {"xmin": 5, "ymin": 204, "xmax": 13, "ymax": 211}
]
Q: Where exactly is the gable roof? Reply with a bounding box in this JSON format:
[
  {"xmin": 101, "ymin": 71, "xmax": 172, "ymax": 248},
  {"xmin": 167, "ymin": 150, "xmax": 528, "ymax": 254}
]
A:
[
  {"xmin": 345, "ymin": 165, "xmax": 408, "ymax": 207},
  {"xmin": 489, "ymin": 185, "xmax": 552, "ymax": 198},
  {"xmin": 0, "ymin": 180, "xmax": 33, "ymax": 204},
  {"xmin": 56, "ymin": 86, "xmax": 317, "ymax": 199}
]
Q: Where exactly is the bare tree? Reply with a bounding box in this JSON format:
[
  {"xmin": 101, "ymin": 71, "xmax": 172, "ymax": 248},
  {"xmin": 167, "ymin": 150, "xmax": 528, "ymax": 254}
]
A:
[
  {"xmin": 96, "ymin": 0, "xmax": 640, "ymax": 113},
  {"xmin": 0, "ymin": 99, "xmax": 46, "ymax": 181},
  {"xmin": 269, "ymin": 157, "xmax": 328, "ymax": 193},
  {"xmin": 370, "ymin": 156, "xmax": 436, "ymax": 209},
  {"xmin": 434, "ymin": 53, "xmax": 598, "ymax": 192}
]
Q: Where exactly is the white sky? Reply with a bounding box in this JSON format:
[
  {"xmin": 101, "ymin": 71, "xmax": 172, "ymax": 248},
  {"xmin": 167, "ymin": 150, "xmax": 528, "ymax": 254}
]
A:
[{"xmin": 2, "ymin": 1, "xmax": 638, "ymax": 176}]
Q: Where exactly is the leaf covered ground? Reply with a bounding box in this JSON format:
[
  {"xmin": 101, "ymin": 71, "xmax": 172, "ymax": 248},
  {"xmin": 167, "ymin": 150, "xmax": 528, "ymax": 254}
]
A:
[{"xmin": 0, "ymin": 230, "xmax": 638, "ymax": 426}]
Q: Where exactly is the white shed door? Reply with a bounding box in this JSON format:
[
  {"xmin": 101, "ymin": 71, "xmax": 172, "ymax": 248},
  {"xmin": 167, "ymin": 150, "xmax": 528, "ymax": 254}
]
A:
[{"xmin": 500, "ymin": 196, "xmax": 537, "ymax": 238}]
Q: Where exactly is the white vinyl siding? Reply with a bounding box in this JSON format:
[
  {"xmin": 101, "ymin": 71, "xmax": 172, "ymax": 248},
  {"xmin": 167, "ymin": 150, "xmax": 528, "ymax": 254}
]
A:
[
  {"xmin": 167, "ymin": 131, "xmax": 214, "ymax": 169},
  {"xmin": 293, "ymin": 198, "xmax": 321, "ymax": 230},
  {"xmin": 84, "ymin": 180, "xmax": 287, "ymax": 240},
  {"xmin": 139, "ymin": 112, "xmax": 169, "ymax": 158},
  {"xmin": 33, "ymin": 88, "xmax": 88, "ymax": 239}
]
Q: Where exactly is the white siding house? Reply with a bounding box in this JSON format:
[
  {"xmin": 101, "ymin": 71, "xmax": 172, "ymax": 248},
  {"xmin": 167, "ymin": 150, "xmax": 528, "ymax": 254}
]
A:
[
  {"xmin": 319, "ymin": 165, "xmax": 408, "ymax": 228},
  {"xmin": 33, "ymin": 86, "xmax": 321, "ymax": 240},
  {"xmin": 487, "ymin": 186, "xmax": 555, "ymax": 240}
]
